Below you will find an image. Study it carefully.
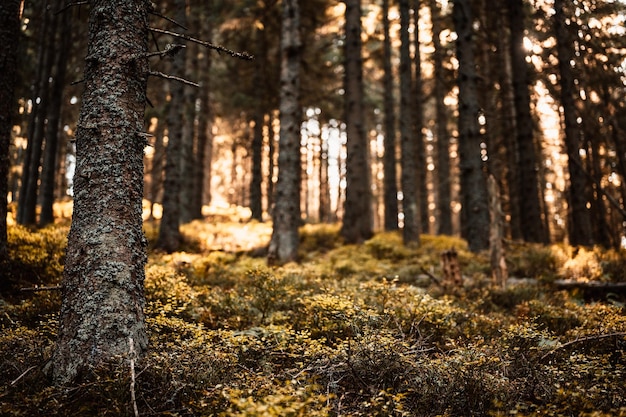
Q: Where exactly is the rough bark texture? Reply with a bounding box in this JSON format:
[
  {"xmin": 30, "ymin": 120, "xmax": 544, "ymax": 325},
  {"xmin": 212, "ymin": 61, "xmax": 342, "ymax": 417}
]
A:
[
  {"xmin": 382, "ymin": 0, "xmax": 398, "ymax": 231},
  {"xmin": 0, "ymin": 0, "xmax": 21, "ymax": 257},
  {"xmin": 40, "ymin": 8, "xmax": 72, "ymax": 226},
  {"xmin": 554, "ymin": 0, "xmax": 593, "ymax": 246},
  {"xmin": 430, "ymin": 0, "xmax": 452, "ymax": 236},
  {"xmin": 508, "ymin": 0, "xmax": 547, "ymax": 243},
  {"xmin": 341, "ymin": 0, "xmax": 373, "ymax": 244},
  {"xmin": 453, "ymin": 0, "xmax": 489, "ymax": 252},
  {"xmin": 399, "ymin": 0, "xmax": 420, "ymax": 245},
  {"xmin": 157, "ymin": 0, "xmax": 187, "ymax": 252},
  {"xmin": 268, "ymin": 0, "xmax": 301, "ymax": 264},
  {"xmin": 52, "ymin": 0, "xmax": 150, "ymax": 385}
]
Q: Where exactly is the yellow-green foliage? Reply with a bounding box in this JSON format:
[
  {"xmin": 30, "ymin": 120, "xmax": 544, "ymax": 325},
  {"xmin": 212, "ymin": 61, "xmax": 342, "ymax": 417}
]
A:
[
  {"xmin": 5, "ymin": 225, "xmax": 68, "ymax": 284},
  {"xmin": 2, "ymin": 222, "xmax": 626, "ymax": 417}
]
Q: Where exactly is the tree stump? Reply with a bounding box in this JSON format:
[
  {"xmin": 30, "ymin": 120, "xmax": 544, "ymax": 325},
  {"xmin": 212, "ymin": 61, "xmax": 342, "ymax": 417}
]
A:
[
  {"xmin": 488, "ymin": 175, "xmax": 508, "ymax": 288},
  {"xmin": 441, "ymin": 248, "xmax": 462, "ymax": 287}
]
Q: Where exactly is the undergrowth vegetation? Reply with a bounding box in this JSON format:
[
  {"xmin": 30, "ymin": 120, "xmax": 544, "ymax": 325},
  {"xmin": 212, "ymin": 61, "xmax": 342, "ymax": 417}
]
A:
[{"xmin": 1, "ymin": 219, "xmax": 625, "ymax": 416}]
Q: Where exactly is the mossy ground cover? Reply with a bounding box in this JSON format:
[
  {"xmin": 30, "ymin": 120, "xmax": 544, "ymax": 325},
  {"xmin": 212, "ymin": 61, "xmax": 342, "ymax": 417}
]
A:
[{"xmin": 1, "ymin": 219, "xmax": 625, "ymax": 416}]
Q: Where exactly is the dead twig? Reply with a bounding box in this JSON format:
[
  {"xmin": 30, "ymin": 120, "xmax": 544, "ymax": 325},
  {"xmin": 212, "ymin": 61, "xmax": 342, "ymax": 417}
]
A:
[
  {"xmin": 129, "ymin": 337, "xmax": 139, "ymax": 417},
  {"xmin": 541, "ymin": 332, "xmax": 626, "ymax": 360},
  {"xmin": 148, "ymin": 10, "xmax": 188, "ymax": 31},
  {"xmin": 20, "ymin": 285, "xmax": 63, "ymax": 292},
  {"xmin": 148, "ymin": 71, "xmax": 199, "ymax": 87},
  {"xmin": 11, "ymin": 366, "xmax": 37, "ymax": 386},
  {"xmin": 56, "ymin": 1, "xmax": 88, "ymax": 14},
  {"xmin": 419, "ymin": 266, "xmax": 441, "ymax": 286},
  {"xmin": 149, "ymin": 27, "xmax": 253, "ymax": 60},
  {"xmin": 144, "ymin": 43, "xmax": 186, "ymax": 59}
]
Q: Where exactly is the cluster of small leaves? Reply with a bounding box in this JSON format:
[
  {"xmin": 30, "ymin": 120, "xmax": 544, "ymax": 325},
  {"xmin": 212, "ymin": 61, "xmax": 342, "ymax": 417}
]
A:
[{"xmin": 1, "ymin": 223, "xmax": 626, "ymax": 416}]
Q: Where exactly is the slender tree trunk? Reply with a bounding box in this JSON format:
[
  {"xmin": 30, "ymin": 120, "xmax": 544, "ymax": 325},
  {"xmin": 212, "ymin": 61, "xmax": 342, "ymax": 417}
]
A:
[
  {"xmin": 430, "ymin": 0, "xmax": 452, "ymax": 236},
  {"xmin": 412, "ymin": 0, "xmax": 428, "ymax": 234},
  {"xmin": 52, "ymin": 0, "xmax": 149, "ymax": 384},
  {"xmin": 341, "ymin": 0, "xmax": 373, "ymax": 243},
  {"xmin": 508, "ymin": 0, "xmax": 547, "ymax": 243},
  {"xmin": 250, "ymin": 26, "xmax": 267, "ymax": 222},
  {"xmin": 496, "ymin": 1, "xmax": 522, "ymax": 240},
  {"xmin": 267, "ymin": 112, "xmax": 276, "ymax": 216},
  {"xmin": 180, "ymin": 37, "xmax": 198, "ymax": 224},
  {"xmin": 0, "ymin": 0, "xmax": 21, "ymax": 258},
  {"xmin": 453, "ymin": 0, "xmax": 489, "ymax": 252},
  {"xmin": 157, "ymin": 0, "xmax": 187, "ymax": 252},
  {"xmin": 268, "ymin": 0, "xmax": 301, "ymax": 264},
  {"xmin": 382, "ymin": 0, "xmax": 398, "ymax": 231},
  {"xmin": 554, "ymin": 0, "xmax": 593, "ymax": 246},
  {"xmin": 19, "ymin": 2, "xmax": 59, "ymax": 225},
  {"xmin": 17, "ymin": 4, "xmax": 48, "ymax": 224},
  {"xmin": 148, "ymin": 118, "xmax": 165, "ymax": 222},
  {"xmin": 193, "ymin": 17, "xmax": 213, "ymax": 220},
  {"xmin": 399, "ymin": 0, "xmax": 420, "ymax": 245},
  {"xmin": 40, "ymin": 8, "xmax": 72, "ymax": 226}
]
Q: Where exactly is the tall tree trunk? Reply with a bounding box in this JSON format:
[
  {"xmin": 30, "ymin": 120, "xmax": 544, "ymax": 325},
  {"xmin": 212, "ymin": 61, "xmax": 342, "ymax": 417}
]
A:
[
  {"xmin": 179, "ymin": 38, "xmax": 198, "ymax": 224},
  {"xmin": 0, "ymin": 0, "xmax": 21, "ymax": 258},
  {"xmin": 148, "ymin": 118, "xmax": 165, "ymax": 222},
  {"xmin": 382, "ymin": 0, "xmax": 398, "ymax": 231},
  {"xmin": 19, "ymin": 2, "xmax": 59, "ymax": 226},
  {"xmin": 157, "ymin": 0, "xmax": 187, "ymax": 252},
  {"xmin": 496, "ymin": 1, "xmax": 522, "ymax": 240},
  {"xmin": 430, "ymin": 0, "xmax": 452, "ymax": 236},
  {"xmin": 399, "ymin": 0, "xmax": 420, "ymax": 245},
  {"xmin": 508, "ymin": 0, "xmax": 547, "ymax": 243},
  {"xmin": 341, "ymin": 0, "xmax": 373, "ymax": 243},
  {"xmin": 193, "ymin": 16, "xmax": 213, "ymax": 220},
  {"xmin": 250, "ymin": 26, "xmax": 267, "ymax": 222},
  {"xmin": 453, "ymin": 0, "xmax": 489, "ymax": 252},
  {"xmin": 52, "ymin": 0, "xmax": 149, "ymax": 384},
  {"xmin": 267, "ymin": 112, "xmax": 276, "ymax": 216},
  {"xmin": 40, "ymin": 7, "xmax": 72, "ymax": 227},
  {"xmin": 268, "ymin": 0, "xmax": 301, "ymax": 264},
  {"xmin": 412, "ymin": 0, "xmax": 428, "ymax": 234},
  {"xmin": 554, "ymin": 0, "xmax": 593, "ymax": 246}
]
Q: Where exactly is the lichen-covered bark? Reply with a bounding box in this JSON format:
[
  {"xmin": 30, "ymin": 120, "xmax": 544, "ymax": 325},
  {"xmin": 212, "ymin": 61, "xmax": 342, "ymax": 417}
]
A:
[
  {"xmin": 509, "ymin": 0, "xmax": 547, "ymax": 243},
  {"xmin": 341, "ymin": 0, "xmax": 373, "ymax": 244},
  {"xmin": 554, "ymin": 0, "xmax": 593, "ymax": 246},
  {"xmin": 52, "ymin": 0, "xmax": 150, "ymax": 384},
  {"xmin": 453, "ymin": 0, "xmax": 489, "ymax": 252},
  {"xmin": 399, "ymin": 0, "xmax": 420, "ymax": 245},
  {"xmin": 382, "ymin": 0, "xmax": 398, "ymax": 231},
  {"xmin": 0, "ymin": 0, "xmax": 21, "ymax": 258},
  {"xmin": 268, "ymin": 0, "xmax": 301, "ymax": 264}
]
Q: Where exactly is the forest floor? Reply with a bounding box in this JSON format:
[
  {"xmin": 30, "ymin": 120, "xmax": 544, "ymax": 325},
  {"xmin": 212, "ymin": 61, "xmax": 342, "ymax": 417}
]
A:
[{"xmin": 1, "ymin": 206, "xmax": 626, "ymax": 416}]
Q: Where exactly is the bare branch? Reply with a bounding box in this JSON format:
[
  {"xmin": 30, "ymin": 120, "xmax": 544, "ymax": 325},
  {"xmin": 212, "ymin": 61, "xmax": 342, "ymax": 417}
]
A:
[
  {"xmin": 11, "ymin": 366, "xmax": 37, "ymax": 386},
  {"xmin": 56, "ymin": 1, "xmax": 88, "ymax": 15},
  {"xmin": 149, "ymin": 27, "xmax": 254, "ymax": 60},
  {"xmin": 541, "ymin": 332, "xmax": 626, "ymax": 360},
  {"xmin": 145, "ymin": 43, "xmax": 186, "ymax": 59},
  {"xmin": 149, "ymin": 10, "xmax": 188, "ymax": 31},
  {"xmin": 20, "ymin": 285, "xmax": 63, "ymax": 292},
  {"xmin": 148, "ymin": 71, "xmax": 199, "ymax": 87}
]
